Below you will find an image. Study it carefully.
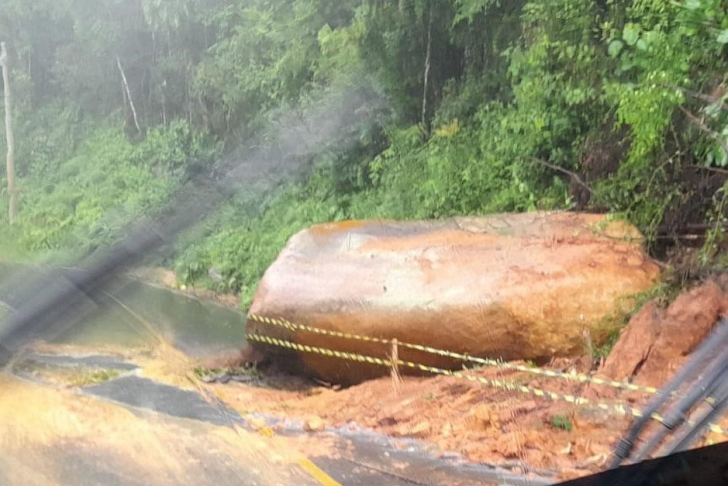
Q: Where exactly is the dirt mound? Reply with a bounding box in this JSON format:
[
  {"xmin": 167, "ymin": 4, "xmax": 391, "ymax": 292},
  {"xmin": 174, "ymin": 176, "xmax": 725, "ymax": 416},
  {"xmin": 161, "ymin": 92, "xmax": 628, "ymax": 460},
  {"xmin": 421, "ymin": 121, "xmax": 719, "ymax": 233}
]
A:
[
  {"xmin": 211, "ymin": 351, "xmax": 728, "ymax": 482},
  {"xmin": 247, "ymin": 212, "xmax": 659, "ymax": 384},
  {"xmin": 209, "ymin": 276, "xmax": 728, "ymax": 483},
  {"xmin": 599, "ymin": 278, "xmax": 728, "ymax": 388},
  {"xmin": 212, "ymin": 359, "xmax": 655, "ymax": 482}
]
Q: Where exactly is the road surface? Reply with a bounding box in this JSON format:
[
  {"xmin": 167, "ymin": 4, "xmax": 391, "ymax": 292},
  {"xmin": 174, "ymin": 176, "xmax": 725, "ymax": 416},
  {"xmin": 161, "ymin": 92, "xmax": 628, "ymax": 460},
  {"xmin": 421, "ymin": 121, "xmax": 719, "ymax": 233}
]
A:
[{"xmin": 0, "ymin": 351, "xmax": 551, "ymax": 486}]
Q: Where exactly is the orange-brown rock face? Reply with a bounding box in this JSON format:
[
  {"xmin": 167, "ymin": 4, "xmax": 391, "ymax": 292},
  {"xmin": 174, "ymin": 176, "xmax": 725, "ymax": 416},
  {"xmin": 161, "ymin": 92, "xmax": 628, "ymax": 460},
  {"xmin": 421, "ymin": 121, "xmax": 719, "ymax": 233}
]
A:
[
  {"xmin": 599, "ymin": 279, "xmax": 728, "ymax": 388},
  {"xmin": 246, "ymin": 212, "xmax": 660, "ymax": 385}
]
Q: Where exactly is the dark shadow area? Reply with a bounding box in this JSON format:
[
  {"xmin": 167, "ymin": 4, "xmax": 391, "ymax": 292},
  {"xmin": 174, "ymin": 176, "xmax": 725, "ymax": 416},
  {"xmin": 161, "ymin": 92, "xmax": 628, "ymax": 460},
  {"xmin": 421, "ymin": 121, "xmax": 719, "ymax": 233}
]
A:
[{"xmin": 557, "ymin": 441, "xmax": 728, "ymax": 486}]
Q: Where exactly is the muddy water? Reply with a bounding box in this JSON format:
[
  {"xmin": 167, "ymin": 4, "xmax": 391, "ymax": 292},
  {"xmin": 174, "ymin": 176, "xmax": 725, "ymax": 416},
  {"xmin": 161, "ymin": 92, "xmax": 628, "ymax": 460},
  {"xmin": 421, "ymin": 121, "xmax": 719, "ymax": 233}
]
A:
[{"xmin": 0, "ymin": 262, "xmax": 246, "ymax": 358}]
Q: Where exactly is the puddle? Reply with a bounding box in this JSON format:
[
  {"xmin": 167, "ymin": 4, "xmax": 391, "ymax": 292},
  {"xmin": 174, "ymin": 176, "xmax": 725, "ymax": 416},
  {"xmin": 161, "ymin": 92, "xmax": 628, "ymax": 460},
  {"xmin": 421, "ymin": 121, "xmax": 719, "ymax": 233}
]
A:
[{"xmin": 0, "ymin": 262, "xmax": 246, "ymax": 358}]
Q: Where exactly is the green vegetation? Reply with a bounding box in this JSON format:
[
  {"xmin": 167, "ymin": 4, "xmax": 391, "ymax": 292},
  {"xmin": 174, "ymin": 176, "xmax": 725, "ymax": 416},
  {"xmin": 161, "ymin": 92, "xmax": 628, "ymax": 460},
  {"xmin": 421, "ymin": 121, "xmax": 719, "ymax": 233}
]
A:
[
  {"xmin": 19, "ymin": 364, "xmax": 122, "ymax": 388},
  {"xmin": 193, "ymin": 364, "xmax": 262, "ymax": 380},
  {"xmin": 1, "ymin": 0, "xmax": 727, "ymax": 309},
  {"xmin": 67, "ymin": 369, "xmax": 121, "ymax": 388},
  {"xmin": 550, "ymin": 414, "xmax": 573, "ymax": 432}
]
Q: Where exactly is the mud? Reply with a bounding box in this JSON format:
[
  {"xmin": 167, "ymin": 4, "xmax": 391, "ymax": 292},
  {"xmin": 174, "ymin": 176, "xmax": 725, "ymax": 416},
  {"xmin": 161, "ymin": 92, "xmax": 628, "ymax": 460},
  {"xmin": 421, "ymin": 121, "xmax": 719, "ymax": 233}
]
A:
[{"xmin": 211, "ymin": 360, "xmax": 652, "ymax": 482}]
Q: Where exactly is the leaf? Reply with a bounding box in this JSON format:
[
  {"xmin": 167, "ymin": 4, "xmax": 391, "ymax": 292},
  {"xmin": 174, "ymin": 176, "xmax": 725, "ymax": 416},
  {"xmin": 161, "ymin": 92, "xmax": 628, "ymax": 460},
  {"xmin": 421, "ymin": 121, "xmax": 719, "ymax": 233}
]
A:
[
  {"xmin": 454, "ymin": 0, "xmax": 497, "ymax": 24},
  {"xmin": 618, "ymin": 60, "xmax": 636, "ymax": 73},
  {"xmin": 608, "ymin": 39, "xmax": 624, "ymax": 58},
  {"xmin": 685, "ymin": 0, "xmax": 701, "ymax": 10},
  {"xmin": 622, "ymin": 23, "xmax": 641, "ymax": 46},
  {"xmin": 718, "ymin": 30, "xmax": 728, "ymax": 44}
]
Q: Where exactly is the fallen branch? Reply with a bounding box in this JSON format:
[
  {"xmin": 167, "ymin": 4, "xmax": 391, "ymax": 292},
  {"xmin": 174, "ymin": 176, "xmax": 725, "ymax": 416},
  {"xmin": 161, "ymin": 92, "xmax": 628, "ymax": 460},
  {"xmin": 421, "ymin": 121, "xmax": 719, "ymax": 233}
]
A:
[
  {"xmin": 684, "ymin": 164, "xmax": 728, "ymax": 176},
  {"xmin": 653, "ymin": 234, "xmax": 702, "ymax": 241},
  {"xmin": 679, "ymin": 106, "xmax": 728, "ymax": 157},
  {"xmin": 654, "ymin": 221, "xmax": 728, "ymax": 241},
  {"xmin": 525, "ymin": 157, "xmax": 593, "ymax": 194}
]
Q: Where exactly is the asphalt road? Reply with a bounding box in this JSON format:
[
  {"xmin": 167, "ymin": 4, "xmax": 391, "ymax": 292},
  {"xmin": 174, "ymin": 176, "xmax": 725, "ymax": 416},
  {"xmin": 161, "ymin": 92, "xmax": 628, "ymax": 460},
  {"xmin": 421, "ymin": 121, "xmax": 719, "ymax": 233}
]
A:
[
  {"xmin": 0, "ymin": 352, "xmax": 552, "ymax": 486},
  {"xmin": 0, "ymin": 372, "xmax": 320, "ymax": 486}
]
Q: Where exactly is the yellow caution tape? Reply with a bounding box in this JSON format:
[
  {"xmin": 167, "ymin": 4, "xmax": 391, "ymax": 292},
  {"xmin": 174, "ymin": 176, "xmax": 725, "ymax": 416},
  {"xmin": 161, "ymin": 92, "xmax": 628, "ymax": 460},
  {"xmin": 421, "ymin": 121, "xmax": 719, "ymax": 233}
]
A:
[
  {"xmin": 247, "ymin": 314, "xmax": 659, "ymax": 394},
  {"xmin": 246, "ymin": 332, "xmax": 728, "ymax": 437}
]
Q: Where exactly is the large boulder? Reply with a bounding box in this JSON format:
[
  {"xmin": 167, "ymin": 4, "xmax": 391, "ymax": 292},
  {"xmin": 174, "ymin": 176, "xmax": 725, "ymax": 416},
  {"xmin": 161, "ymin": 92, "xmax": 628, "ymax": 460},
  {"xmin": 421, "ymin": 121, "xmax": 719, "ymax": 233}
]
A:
[{"xmin": 245, "ymin": 212, "xmax": 660, "ymax": 385}]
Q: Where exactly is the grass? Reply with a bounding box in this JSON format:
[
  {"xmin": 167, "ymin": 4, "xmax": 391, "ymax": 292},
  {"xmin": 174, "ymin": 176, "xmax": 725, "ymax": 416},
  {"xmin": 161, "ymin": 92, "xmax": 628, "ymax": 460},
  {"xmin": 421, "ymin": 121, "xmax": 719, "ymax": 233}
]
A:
[
  {"xmin": 11, "ymin": 360, "xmax": 123, "ymax": 388},
  {"xmin": 0, "ymin": 228, "xmax": 31, "ymax": 262},
  {"xmin": 193, "ymin": 364, "xmax": 262, "ymax": 380},
  {"xmin": 551, "ymin": 414, "xmax": 573, "ymax": 432},
  {"xmin": 67, "ymin": 369, "xmax": 121, "ymax": 388}
]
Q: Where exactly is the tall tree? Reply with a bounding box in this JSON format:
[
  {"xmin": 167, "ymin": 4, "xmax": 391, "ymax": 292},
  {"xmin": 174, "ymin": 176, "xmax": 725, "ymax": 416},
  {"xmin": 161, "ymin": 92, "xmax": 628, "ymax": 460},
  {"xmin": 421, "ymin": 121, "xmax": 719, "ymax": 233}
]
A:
[{"xmin": 0, "ymin": 42, "xmax": 16, "ymax": 224}]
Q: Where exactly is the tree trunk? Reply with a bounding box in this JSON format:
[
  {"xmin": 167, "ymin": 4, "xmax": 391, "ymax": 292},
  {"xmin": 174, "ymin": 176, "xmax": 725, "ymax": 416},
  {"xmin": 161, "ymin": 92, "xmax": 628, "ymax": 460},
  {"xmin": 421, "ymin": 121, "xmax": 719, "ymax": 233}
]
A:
[
  {"xmin": 421, "ymin": 2, "xmax": 433, "ymax": 131},
  {"xmin": 197, "ymin": 92, "xmax": 210, "ymax": 132},
  {"xmin": 120, "ymin": 59, "xmax": 128, "ymax": 116},
  {"xmin": 116, "ymin": 55, "xmax": 141, "ymax": 133},
  {"xmin": 162, "ymin": 79, "xmax": 168, "ymax": 126},
  {"xmin": 1, "ymin": 42, "xmax": 17, "ymax": 224}
]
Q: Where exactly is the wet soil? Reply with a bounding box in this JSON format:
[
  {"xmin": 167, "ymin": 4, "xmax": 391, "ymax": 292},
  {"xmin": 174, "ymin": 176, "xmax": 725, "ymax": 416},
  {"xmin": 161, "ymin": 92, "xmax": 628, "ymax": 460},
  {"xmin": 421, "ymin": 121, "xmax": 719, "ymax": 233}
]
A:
[{"xmin": 209, "ymin": 359, "xmax": 644, "ymax": 482}]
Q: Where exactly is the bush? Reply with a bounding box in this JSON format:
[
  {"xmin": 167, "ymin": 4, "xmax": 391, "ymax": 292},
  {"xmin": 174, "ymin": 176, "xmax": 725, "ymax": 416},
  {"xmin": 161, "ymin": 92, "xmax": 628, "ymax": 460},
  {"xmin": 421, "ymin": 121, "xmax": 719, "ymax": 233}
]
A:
[{"xmin": 8, "ymin": 121, "xmax": 218, "ymax": 254}]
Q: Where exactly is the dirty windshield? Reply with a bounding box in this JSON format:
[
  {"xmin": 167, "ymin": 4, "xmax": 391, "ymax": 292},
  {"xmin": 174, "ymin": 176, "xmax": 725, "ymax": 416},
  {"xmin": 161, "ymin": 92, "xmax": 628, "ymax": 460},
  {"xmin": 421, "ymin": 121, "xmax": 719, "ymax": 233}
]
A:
[{"xmin": 1, "ymin": 1, "xmax": 728, "ymax": 486}]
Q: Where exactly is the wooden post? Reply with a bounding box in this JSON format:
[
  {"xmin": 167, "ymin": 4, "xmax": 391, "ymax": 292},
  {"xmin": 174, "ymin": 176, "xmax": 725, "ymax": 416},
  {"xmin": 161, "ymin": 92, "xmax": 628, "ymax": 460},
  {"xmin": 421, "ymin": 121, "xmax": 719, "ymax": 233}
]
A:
[
  {"xmin": 390, "ymin": 338, "xmax": 401, "ymax": 397},
  {"xmin": 0, "ymin": 42, "xmax": 17, "ymax": 224}
]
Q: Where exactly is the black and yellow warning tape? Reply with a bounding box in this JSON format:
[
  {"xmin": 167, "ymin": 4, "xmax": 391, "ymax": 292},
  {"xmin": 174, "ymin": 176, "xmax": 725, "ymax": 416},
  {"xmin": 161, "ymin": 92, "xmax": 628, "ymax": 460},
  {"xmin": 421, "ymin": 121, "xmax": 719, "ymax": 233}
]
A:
[
  {"xmin": 247, "ymin": 314, "xmax": 657, "ymax": 394},
  {"xmin": 246, "ymin": 332, "xmax": 728, "ymax": 437}
]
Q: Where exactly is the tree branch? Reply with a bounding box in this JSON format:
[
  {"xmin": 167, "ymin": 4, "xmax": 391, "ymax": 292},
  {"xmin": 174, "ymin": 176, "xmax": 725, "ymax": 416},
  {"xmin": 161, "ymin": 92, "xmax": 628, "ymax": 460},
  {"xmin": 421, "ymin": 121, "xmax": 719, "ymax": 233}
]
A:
[
  {"xmin": 525, "ymin": 157, "xmax": 593, "ymax": 194},
  {"xmin": 679, "ymin": 106, "xmax": 728, "ymax": 157},
  {"xmin": 662, "ymin": 84, "xmax": 728, "ymax": 113}
]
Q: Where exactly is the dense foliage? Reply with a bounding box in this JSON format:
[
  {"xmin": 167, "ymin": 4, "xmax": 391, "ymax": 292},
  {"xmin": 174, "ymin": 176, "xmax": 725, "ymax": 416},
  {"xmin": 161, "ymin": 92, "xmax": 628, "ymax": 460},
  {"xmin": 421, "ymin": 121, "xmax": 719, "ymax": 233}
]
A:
[{"xmin": 0, "ymin": 0, "xmax": 727, "ymax": 307}]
